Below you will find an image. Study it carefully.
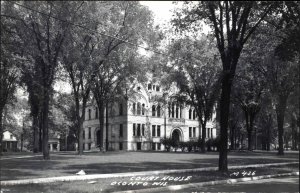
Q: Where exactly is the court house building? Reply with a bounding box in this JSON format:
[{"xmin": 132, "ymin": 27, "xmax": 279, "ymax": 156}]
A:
[{"xmin": 82, "ymin": 80, "xmax": 217, "ymax": 151}]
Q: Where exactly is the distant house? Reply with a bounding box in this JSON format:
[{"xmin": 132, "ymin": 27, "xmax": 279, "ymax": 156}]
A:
[
  {"xmin": 2, "ymin": 131, "xmax": 18, "ymax": 152},
  {"xmin": 48, "ymin": 132, "xmax": 60, "ymax": 152}
]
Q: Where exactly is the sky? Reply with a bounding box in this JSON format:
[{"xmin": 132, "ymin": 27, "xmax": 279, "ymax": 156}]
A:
[{"xmin": 139, "ymin": 1, "xmax": 177, "ymax": 26}]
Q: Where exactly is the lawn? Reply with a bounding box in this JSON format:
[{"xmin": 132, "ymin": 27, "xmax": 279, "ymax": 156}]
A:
[
  {"xmin": 2, "ymin": 163, "xmax": 298, "ymax": 193},
  {"xmin": 0, "ymin": 151, "xmax": 298, "ymax": 181}
]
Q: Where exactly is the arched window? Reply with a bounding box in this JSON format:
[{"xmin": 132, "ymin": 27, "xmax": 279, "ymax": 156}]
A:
[
  {"xmin": 193, "ymin": 109, "xmax": 196, "ymax": 120},
  {"xmin": 175, "ymin": 105, "xmax": 179, "ymax": 118},
  {"xmin": 88, "ymin": 109, "xmax": 91, "ymax": 120},
  {"xmin": 95, "ymin": 108, "xmax": 98, "ymax": 119},
  {"xmin": 142, "ymin": 104, "xmax": 145, "ymax": 115},
  {"xmin": 189, "ymin": 109, "xmax": 192, "ymax": 119},
  {"xmin": 179, "ymin": 106, "xmax": 182, "ymax": 118},
  {"xmin": 137, "ymin": 102, "xmax": 141, "ymax": 115},
  {"xmin": 168, "ymin": 103, "xmax": 171, "ymax": 118},
  {"xmin": 133, "ymin": 103, "xmax": 136, "ymax": 115},
  {"xmin": 152, "ymin": 105, "xmax": 156, "ymax": 116},
  {"xmin": 172, "ymin": 103, "xmax": 175, "ymax": 118},
  {"xmin": 157, "ymin": 105, "xmax": 161, "ymax": 117}
]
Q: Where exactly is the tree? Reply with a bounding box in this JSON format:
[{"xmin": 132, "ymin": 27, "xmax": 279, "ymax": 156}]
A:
[
  {"xmin": 0, "ymin": 3, "xmax": 20, "ymax": 154},
  {"xmin": 2, "ymin": 1, "xmax": 86, "ymax": 159},
  {"xmin": 167, "ymin": 36, "xmax": 221, "ymax": 153},
  {"xmin": 228, "ymin": 101, "xmax": 243, "ymax": 150},
  {"xmin": 172, "ymin": 1, "xmax": 275, "ymax": 171},
  {"xmin": 233, "ymin": 56, "xmax": 265, "ymax": 150},
  {"xmin": 61, "ymin": 1, "xmax": 99, "ymax": 155},
  {"xmin": 263, "ymin": 1, "xmax": 300, "ymax": 155},
  {"xmin": 89, "ymin": 1, "xmax": 157, "ymax": 151}
]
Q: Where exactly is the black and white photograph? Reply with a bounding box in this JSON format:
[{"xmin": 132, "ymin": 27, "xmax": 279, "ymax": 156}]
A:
[{"xmin": 0, "ymin": 1, "xmax": 299, "ymax": 193}]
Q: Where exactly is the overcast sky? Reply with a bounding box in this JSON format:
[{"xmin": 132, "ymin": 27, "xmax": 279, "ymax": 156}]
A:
[{"xmin": 140, "ymin": 1, "xmax": 177, "ymax": 26}]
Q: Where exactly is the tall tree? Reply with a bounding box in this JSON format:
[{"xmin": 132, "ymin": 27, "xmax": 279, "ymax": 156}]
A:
[
  {"xmin": 0, "ymin": 3, "xmax": 20, "ymax": 154},
  {"xmin": 233, "ymin": 53, "xmax": 265, "ymax": 151},
  {"xmin": 2, "ymin": 1, "xmax": 84, "ymax": 159},
  {"xmin": 89, "ymin": 1, "xmax": 156, "ymax": 151},
  {"xmin": 61, "ymin": 1, "xmax": 99, "ymax": 155},
  {"xmin": 172, "ymin": 1, "xmax": 275, "ymax": 171},
  {"xmin": 167, "ymin": 36, "xmax": 221, "ymax": 153}
]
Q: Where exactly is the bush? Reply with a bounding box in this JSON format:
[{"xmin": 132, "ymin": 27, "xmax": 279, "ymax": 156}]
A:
[
  {"xmin": 161, "ymin": 138, "xmax": 172, "ymax": 152},
  {"xmin": 211, "ymin": 136, "xmax": 220, "ymax": 151},
  {"xmin": 179, "ymin": 142, "xmax": 187, "ymax": 152},
  {"xmin": 187, "ymin": 141, "xmax": 194, "ymax": 152}
]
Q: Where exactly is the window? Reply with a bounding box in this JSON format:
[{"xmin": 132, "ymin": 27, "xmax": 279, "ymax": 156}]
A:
[
  {"xmin": 88, "ymin": 127, "xmax": 91, "ymax": 139},
  {"xmin": 148, "ymin": 83, "xmax": 151, "ymax": 90},
  {"xmin": 83, "ymin": 143, "xmax": 85, "ymax": 150},
  {"xmin": 142, "ymin": 124, "xmax": 145, "ymax": 136},
  {"xmin": 189, "ymin": 127, "xmax": 192, "ymax": 138},
  {"xmin": 133, "ymin": 103, "xmax": 136, "ymax": 115},
  {"xmin": 193, "ymin": 110, "xmax": 196, "ymax": 120},
  {"xmin": 193, "ymin": 127, "xmax": 196, "ymax": 138},
  {"xmin": 142, "ymin": 104, "xmax": 145, "ymax": 115},
  {"xmin": 157, "ymin": 125, "xmax": 161, "ymax": 137},
  {"xmin": 153, "ymin": 85, "xmax": 155, "ymax": 90},
  {"xmin": 119, "ymin": 142, "xmax": 123, "ymax": 150},
  {"xmin": 157, "ymin": 143, "xmax": 161, "ymax": 150},
  {"xmin": 176, "ymin": 105, "xmax": 179, "ymax": 118},
  {"xmin": 208, "ymin": 128, "xmax": 210, "ymax": 138},
  {"xmin": 172, "ymin": 103, "xmax": 175, "ymax": 118},
  {"xmin": 152, "ymin": 125, "xmax": 156, "ymax": 137},
  {"xmin": 95, "ymin": 108, "xmax": 98, "ymax": 119},
  {"xmin": 83, "ymin": 130, "xmax": 85, "ymax": 139},
  {"xmin": 137, "ymin": 103, "xmax": 141, "ymax": 115},
  {"xmin": 152, "ymin": 143, "xmax": 156, "ymax": 150},
  {"xmin": 88, "ymin": 143, "xmax": 91, "ymax": 150},
  {"xmin": 152, "ymin": 105, "xmax": 156, "ymax": 116},
  {"xmin": 119, "ymin": 124, "xmax": 123, "ymax": 137},
  {"xmin": 157, "ymin": 105, "xmax": 161, "ymax": 117},
  {"xmin": 88, "ymin": 109, "xmax": 91, "ymax": 120},
  {"xmin": 133, "ymin": 124, "xmax": 136, "ymax": 136},
  {"xmin": 180, "ymin": 106, "xmax": 182, "ymax": 118},
  {"xmin": 10, "ymin": 134, "xmax": 13, "ymax": 139},
  {"xmin": 137, "ymin": 124, "xmax": 141, "ymax": 136},
  {"xmin": 156, "ymin": 86, "xmax": 160, "ymax": 91},
  {"xmin": 189, "ymin": 109, "xmax": 192, "ymax": 119},
  {"xmin": 119, "ymin": 103, "xmax": 123, "ymax": 116},
  {"xmin": 168, "ymin": 105, "xmax": 171, "ymax": 118}
]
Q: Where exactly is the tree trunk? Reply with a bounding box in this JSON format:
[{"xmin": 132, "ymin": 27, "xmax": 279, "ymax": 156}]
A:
[
  {"xmin": 33, "ymin": 115, "xmax": 39, "ymax": 153},
  {"xmin": 247, "ymin": 130, "xmax": 252, "ymax": 151},
  {"xmin": 218, "ymin": 73, "xmax": 232, "ymax": 172},
  {"xmin": 291, "ymin": 117, "xmax": 296, "ymax": 150},
  {"xmin": 98, "ymin": 101, "xmax": 105, "ymax": 151},
  {"xmin": 0, "ymin": 109, "xmax": 3, "ymax": 155},
  {"xmin": 78, "ymin": 119, "xmax": 84, "ymax": 155},
  {"xmin": 201, "ymin": 123, "xmax": 206, "ymax": 153},
  {"xmin": 39, "ymin": 113, "xmax": 43, "ymax": 152},
  {"xmin": 42, "ymin": 93, "xmax": 50, "ymax": 160},
  {"xmin": 230, "ymin": 124, "xmax": 235, "ymax": 150},
  {"xmin": 105, "ymin": 102, "xmax": 109, "ymax": 151},
  {"xmin": 276, "ymin": 95, "xmax": 288, "ymax": 155}
]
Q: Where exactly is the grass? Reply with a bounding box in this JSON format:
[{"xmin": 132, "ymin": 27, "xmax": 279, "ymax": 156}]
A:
[
  {"xmin": 2, "ymin": 164, "xmax": 298, "ymax": 193},
  {"xmin": 1, "ymin": 151, "xmax": 298, "ymax": 181}
]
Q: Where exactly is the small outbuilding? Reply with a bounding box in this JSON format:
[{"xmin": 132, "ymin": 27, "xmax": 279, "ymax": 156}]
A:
[{"xmin": 2, "ymin": 130, "xmax": 18, "ymax": 152}]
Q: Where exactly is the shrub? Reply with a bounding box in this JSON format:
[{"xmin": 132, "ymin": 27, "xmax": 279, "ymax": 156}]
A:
[
  {"xmin": 179, "ymin": 142, "xmax": 187, "ymax": 152},
  {"xmin": 161, "ymin": 138, "xmax": 172, "ymax": 152}
]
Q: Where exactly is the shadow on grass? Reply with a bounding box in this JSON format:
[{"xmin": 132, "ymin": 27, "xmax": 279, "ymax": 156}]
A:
[{"xmin": 1, "ymin": 151, "xmax": 298, "ymax": 181}]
